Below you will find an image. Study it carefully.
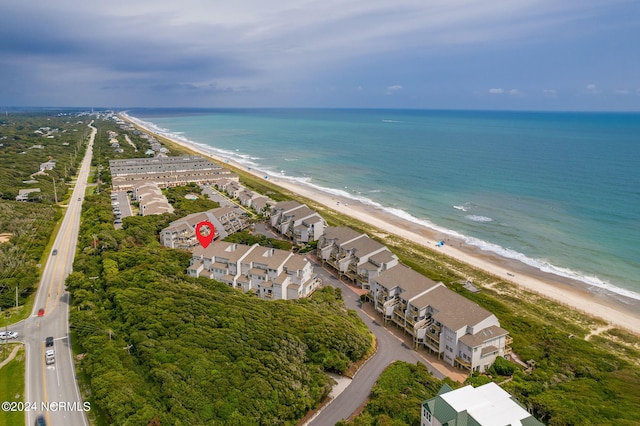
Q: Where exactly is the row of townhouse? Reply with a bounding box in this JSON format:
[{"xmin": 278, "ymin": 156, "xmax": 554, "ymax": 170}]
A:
[
  {"xmin": 109, "ymin": 156, "xmax": 238, "ymax": 190},
  {"xmin": 187, "ymin": 241, "xmax": 321, "ymax": 300},
  {"xmin": 270, "ymin": 201, "xmax": 327, "ymax": 244},
  {"xmin": 318, "ymin": 226, "xmax": 511, "ymax": 373},
  {"xmin": 160, "ymin": 206, "xmax": 249, "ymax": 249},
  {"xmin": 132, "ymin": 182, "xmax": 174, "ymax": 216},
  {"xmin": 215, "ymin": 178, "xmax": 275, "ymax": 215},
  {"xmin": 318, "ymin": 226, "xmax": 399, "ymax": 290},
  {"xmin": 371, "ymin": 264, "xmax": 511, "ymax": 373}
]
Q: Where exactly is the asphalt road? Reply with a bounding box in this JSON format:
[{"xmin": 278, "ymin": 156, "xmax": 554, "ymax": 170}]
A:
[
  {"xmin": 306, "ymin": 264, "xmax": 446, "ymax": 426},
  {"xmin": 11, "ymin": 122, "xmax": 96, "ymax": 426}
]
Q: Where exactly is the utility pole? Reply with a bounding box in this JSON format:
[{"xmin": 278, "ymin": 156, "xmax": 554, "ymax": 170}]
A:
[
  {"xmin": 52, "ymin": 176, "xmax": 58, "ymax": 203},
  {"xmin": 16, "ymin": 287, "xmax": 18, "ymax": 311}
]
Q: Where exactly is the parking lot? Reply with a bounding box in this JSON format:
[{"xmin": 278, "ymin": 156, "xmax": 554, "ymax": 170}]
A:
[{"xmin": 111, "ymin": 190, "xmax": 133, "ymax": 228}]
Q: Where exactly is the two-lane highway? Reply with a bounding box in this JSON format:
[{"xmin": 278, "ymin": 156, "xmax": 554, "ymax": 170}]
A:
[{"xmin": 21, "ymin": 122, "xmax": 96, "ymax": 426}]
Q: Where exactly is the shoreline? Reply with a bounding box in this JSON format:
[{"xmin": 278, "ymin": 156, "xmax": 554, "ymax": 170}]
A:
[{"xmin": 120, "ymin": 112, "xmax": 640, "ymax": 334}]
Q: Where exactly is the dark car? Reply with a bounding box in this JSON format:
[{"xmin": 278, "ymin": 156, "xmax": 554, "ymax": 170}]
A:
[
  {"xmin": 45, "ymin": 336, "xmax": 54, "ymax": 347},
  {"xmin": 52, "ymin": 249, "xmax": 58, "ymax": 255},
  {"xmin": 35, "ymin": 414, "xmax": 47, "ymax": 426}
]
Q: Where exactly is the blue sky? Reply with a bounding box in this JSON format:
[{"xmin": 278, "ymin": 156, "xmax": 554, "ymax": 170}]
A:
[{"xmin": 1, "ymin": 0, "xmax": 639, "ymax": 110}]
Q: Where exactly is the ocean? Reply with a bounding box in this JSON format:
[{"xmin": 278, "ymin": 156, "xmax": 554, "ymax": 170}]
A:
[{"xmin": 126, "ymin": 108, "xmax": 640, "ymax": 300}]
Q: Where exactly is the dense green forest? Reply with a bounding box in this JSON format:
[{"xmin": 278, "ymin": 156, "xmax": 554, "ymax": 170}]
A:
[
  {"xmin": 0, "ymin": 202, "xmax": 60, "ymax": 309},
  {"xmin": 0, "ymin": 112, "xmax": 90, "ymax": 201},
  {"xmin": 338, "ymin": 361, "xmax": 456, "ymax": 426},
  {"xmin": 0, "ymin": 112, "xmax": 90, "ymax": 310}
]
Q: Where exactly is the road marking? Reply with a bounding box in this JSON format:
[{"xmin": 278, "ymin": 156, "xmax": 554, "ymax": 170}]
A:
[{"xmin": 41, "ymin": 342, "xmax": 51, "ymax": 425}]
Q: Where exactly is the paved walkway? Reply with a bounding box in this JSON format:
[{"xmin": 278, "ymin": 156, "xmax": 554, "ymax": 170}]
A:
[{"xmin": 0, "ymin": 344, "xmax": 22, "ymax": 369}]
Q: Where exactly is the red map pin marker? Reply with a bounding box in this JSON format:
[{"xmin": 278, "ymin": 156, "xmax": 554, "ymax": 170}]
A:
[{"xmin": 195, "ymin": 221, "xmax": 215, "ymax": 248}]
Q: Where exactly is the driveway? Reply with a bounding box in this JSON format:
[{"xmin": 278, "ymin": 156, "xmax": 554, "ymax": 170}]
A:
[{"xmin": 305, "ymin": 257, "xmax": 457, "ymax": 426}]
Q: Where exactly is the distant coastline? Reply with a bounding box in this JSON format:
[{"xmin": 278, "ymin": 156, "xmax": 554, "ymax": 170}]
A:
[{"xmin": 120, "ymin": 111, "xmax": 640, "ymax": 334}]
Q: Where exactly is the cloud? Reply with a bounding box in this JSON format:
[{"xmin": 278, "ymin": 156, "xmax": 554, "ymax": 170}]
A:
[
  {"xmin": 585, "ymin": 83, "xmax": 600, "ymax": 94},
  {"xmin": 488, "ymin": 88, "xmax": 504, "ymax": 94},
  {"xmin": 386, "ymin": 85, "xmax": 403, "ymax": 95},
  {"xmin": 614, "ymin": 89, "xmax": 632, "ymax": 95},
  {"xmin": 508, "ymin": 89, "xmax": 521, "ymax": 96},
  {"xmin": 543, "ymin": 89, "xmax": 557, "ymax": 97},
  {"xmin": 1, "ymin": 0, "xmax": 639, "ymax": 108}
]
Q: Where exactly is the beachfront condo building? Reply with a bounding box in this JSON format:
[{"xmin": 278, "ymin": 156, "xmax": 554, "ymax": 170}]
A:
[
  {"xmin": 270, "ymin": 201, "xmax": 327, "ymax": 244},
  {"xmin": 109, "ymin": 156, "xmax": 238, "ymax": 190},
  {"xmin": 215, "ymin": 179, "xmax": 276, "ymax": 215},
  {"xmin": 421, "ymin": 382, "xmax": 543, "ymax": 426},
  {"xmin": 371, "ymin": 264, "xmax": 511, "ymax": 373},
  {"xmin": 318, "ymin": 227, "xmax": 399, "ymax": 289},
  {"xmin": 132, "ymin": 182, "xmax": 174, "ymax": 216},
  {"xmin": 187, "ymin": 241, "xmax": 321, "ymax": 300},
  {"xmin": 160, "ymin": 206, "xmax": 249, "ymax": 249}
]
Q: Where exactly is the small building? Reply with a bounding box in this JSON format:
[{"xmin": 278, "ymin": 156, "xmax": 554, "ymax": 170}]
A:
[
  {"xmin": 16, "ymin": 188, "xmax": 41, "ymax": 201},
  {"xmin": 39, "ymin": 161, "xmax": 56, "ymax": 171},
  {"xmin": 421, "ymin": 382, "xmax": 543, "ymax": 426}
]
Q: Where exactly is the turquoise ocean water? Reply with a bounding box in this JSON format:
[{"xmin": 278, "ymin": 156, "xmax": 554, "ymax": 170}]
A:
[{"xmin": 127, "ymin": 108, "xmax": 640, "ymax": 300}]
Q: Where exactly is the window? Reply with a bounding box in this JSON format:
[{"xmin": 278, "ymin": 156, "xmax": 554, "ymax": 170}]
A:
[{"xmin": 424, "ymin": 410, "xmax": 432, "ymax": 423}]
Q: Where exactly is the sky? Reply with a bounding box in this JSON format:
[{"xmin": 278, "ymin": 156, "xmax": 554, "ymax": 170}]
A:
[{"xmin": 1, "ymin": 0, "xmax": 639, "ymax": 111}]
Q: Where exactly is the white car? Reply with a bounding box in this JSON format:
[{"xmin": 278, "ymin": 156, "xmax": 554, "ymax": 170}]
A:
[
  {"xmin": 45, "ymin": 349, "xmax": 55, "ymax": 365},
  {"xmin": 0, "ymin": 331, "xmax": 18, "ymax": 339}
]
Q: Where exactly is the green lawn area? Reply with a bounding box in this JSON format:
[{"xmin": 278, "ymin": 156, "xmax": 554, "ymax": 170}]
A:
[{"xmin": 0, "ymin": 344, "xmax": 26, "ymax": 426}]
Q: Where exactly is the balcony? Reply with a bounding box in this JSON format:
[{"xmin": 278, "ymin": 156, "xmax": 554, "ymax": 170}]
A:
[
  {"xmin": 391, "ymin": 314, "xmax": 405, "ymax": 328},
  {"xmin": 344, "ymin": 269, "xmax": 358, "ymax": 281},
  {"xmin": 425, "ymin": 325, "xmax": 441, "ymax": 347},
  {"xmin": 504, "ymin": 335, "xmax": 513, "ymax": 354},
  {"xmin": 455, "ymin": 356, "xmax": 472, "ymax": 371},
  {"xmin": 405, "ymin": 316, "xmax": 419, "ymax": 327},
  {"xmin": 393, "ymin": 305, "xmax": 406, "ymax": 318}
]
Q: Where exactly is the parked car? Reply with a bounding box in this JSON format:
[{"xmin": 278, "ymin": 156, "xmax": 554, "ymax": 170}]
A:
[
  {"xmin": 45, "ymin": 336, "xmax": 54, "ymax": 347},
  {"xmin": 0, "ymin": 331, "xmax": 18, "ymax": 340}
]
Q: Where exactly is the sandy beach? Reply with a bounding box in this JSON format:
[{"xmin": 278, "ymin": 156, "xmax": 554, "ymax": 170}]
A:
[{"xmin": 121, "ymin": 113, "xmax": 640, "ymax": 335}]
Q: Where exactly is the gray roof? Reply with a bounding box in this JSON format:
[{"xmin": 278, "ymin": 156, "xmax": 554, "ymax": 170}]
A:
[
  {"xmin": 284, "ymin": 255, "xmax": 308, "ymax": 271},
  {"xmin": 375, "ymin": 264, "xmax": 441, "ymax": 300},
  {"xmin": 321, "ymin": 227, "xmax": 362, "ymax": 245},
  {"xmin": 273, "ymin": 200, "xmax": 304, "ymax": 212},
  {"xmin": 369, "ymin": 249, "xmax": 397, "ymax": 264},
  {"xmin": 428, "ymin": 286, "xmax": 496, "ymax": 331},
  {"xmin": 194, "ymin": 241, "xmax": 254, "ymax": 263},
  {"xmin": 458, "ymin": 325, "xmax": 509, "ymax": 348},
  {"xmin": 341, "ymin": 235, "xmax": 386, "ymax": 257},
  {"xmin": 242, "ymin": 246, "xmax": 291, "ymax": 269}
]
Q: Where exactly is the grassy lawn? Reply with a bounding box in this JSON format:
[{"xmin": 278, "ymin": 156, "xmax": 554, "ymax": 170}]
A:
[{"xmin": 0, "ymin": 344, "xmax": 25, "ymax": 426}]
